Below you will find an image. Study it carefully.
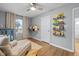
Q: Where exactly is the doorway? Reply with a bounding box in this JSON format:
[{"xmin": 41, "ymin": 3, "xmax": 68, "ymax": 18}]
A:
[
  {"xmin": 74, "ymin": 7, "xmax": 79, "ymax": 56},
  {"xmin": 41, "ymin": 16, "xmax": 51, "ymax": 43}
]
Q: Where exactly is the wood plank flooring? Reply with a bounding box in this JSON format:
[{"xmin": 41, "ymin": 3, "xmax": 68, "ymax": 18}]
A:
[
  {"xmin": 75, "ymin": 39, "xmax": 79, "ymax": 56},
  {"xmin": 27, "ymin": 37, "xmax": 74, "ymax": 56}
]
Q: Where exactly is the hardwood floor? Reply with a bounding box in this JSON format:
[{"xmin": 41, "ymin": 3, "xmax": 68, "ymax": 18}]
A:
[
  {"xmin": 75, "ymin": 39, "xmax": 79, "ymax": 56},
  {"xmin": 27, "ymin": 37, "xmax": 74, "ymax": 56}
]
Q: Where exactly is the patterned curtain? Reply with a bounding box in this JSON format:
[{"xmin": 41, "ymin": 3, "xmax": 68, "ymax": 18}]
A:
[
  {"xmin": 23, "ymin": 16, "xmax": 29, "ymax": 39},
  {"xmin": 5, "ymin": 12, "xmax": 16, "ymax": 29}
]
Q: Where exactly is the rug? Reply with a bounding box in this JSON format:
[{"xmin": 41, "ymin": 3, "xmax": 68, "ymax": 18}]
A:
[{"xmin": 26, "ymin": 41, "xmax": 42, "ymax": 56}]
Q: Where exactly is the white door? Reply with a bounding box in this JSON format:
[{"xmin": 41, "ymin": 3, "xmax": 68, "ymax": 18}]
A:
[{"xmin": 41, "ymin": 16, "xmax": 50, "ymax": 43}]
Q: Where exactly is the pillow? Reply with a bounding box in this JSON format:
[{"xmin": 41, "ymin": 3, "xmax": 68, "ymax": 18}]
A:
[
  {"xmin": 0, "ymin": 36, "xmax": 13, "ymax": 56},
  {"xmin": 0, "ymin": 36, "xmax": 10, "ymax": 46},
  {"xmin": 0, "ymin": 50, "xmax": 5, "ymax": 56},
  {"xmin": 10, "ymin": 40, "xmax": 17, "ymax": 47}
]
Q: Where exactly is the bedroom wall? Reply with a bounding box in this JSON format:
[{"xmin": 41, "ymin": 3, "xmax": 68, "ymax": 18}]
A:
[
  {"xmin": 29, "ymin": 17, "xmax": 41, "ymax": 40},
  {"xmin": 0, "ymin": 11, "xmax": 5, "ymax": 28},
  {"xmin": 28, "ymin": 4, "xmax": 79, "ymax": 51}
]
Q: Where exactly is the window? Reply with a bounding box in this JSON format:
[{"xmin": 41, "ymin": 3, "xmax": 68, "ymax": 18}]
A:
[
  {"xmin": 16, "ymin": 18, "xmax": 23, "ymax": 33},
  {"xmin": 15, "ymin": 18, "xmax": 23, "ymax": 40},
  {"xmin": 16, "ymin": 19, "xmax": 23, "ymax": 30}
]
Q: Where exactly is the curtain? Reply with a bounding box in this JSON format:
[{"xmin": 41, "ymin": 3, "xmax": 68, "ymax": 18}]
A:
[
  {"xmin": 5, "ymin": 12, "xmax": 16, "ymax": 29},
  {"xmin": 23, "ymin": 16, "xmax": 29, "ymax": 39},
  {"xmin": 5, "ymin": 12, "xmax": 29, "ymax": 39}
]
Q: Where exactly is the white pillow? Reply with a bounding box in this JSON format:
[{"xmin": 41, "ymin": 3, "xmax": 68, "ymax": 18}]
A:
[
  {"xmin": 0, "ymin": 36, "xmax": 13, "ymax": 56},
  {"xmin": 0, "ymin": 36, "xmax": 9, "ymax": 46}
]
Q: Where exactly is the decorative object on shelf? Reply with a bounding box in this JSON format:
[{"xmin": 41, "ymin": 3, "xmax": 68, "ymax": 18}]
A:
[
  {"xmin": 32, "ymin": 25, "xmax": 39, "ymax": 32},
  {"xmin": 52, "ymin": 12, "xmax": 65, "ymax": 37},
  {"xmin": 28, "ymin": 25, "xmax": 39, "ymax": 32}
]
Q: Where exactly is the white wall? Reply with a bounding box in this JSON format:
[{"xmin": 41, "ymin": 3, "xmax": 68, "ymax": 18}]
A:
[
  {"xmin": 31, "ymin": 17, "xmax": 41, "ymax": 40},
  {"xmin": 30, "ymin": 4, "xmax": 79, "ymax": 52},
  {"xmin": 0, "ymin": 11, "xmax": 5, "ymax": 28}
]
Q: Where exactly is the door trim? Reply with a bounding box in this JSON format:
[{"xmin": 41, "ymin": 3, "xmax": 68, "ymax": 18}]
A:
[{"xmin": 72, "ymin": 7, "xmax": 79, "ymax": 52}]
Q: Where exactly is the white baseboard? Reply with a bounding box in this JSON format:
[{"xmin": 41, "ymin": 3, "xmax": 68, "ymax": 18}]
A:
[
  {"xmin": 27, "ymin": 36, "xmax": 33, "ymax": 38},
  {"xmin": 27, "ymin": 36, "xmax": 74, "ymax": 52},
  {"xmin": 50, "ymin": 43, "xmax": 74, "ymax": 52},
  {"xmin": 33, "ymin": 37, "xmax": 42, "ymax": 41},
  {"xmin": 28, "ymin": 36, "xmax": 42, "ymax": 41}
]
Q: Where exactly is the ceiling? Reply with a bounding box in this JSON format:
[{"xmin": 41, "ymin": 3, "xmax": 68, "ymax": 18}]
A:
[{"xmin": 0, "ymin": 3, "xmax": 68, "ymax": 17}]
